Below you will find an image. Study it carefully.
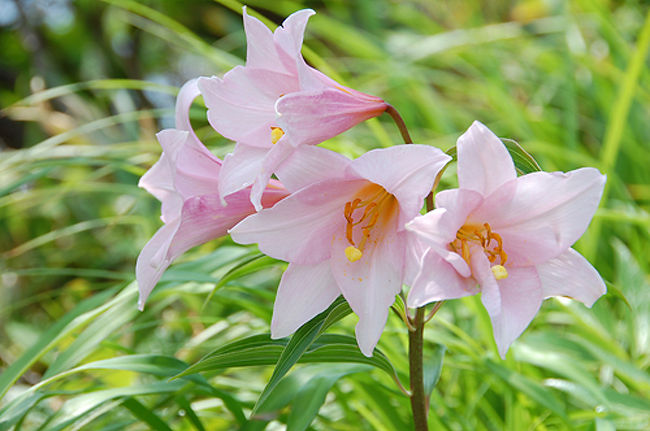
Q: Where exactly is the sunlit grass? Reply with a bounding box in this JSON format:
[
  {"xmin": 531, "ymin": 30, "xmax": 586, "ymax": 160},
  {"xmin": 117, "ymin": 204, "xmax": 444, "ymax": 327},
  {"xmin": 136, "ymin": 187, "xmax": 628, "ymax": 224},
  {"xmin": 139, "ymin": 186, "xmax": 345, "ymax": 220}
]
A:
[{"xmin": 1, "ymin": 0, "xmax": 649, "ymax": 430}]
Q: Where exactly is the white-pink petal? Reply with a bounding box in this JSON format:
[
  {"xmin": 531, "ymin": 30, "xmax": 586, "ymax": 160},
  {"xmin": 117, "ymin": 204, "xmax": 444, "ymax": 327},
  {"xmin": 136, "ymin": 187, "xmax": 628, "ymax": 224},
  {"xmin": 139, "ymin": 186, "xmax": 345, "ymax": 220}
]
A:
[
  {"xmin": 330, "ymin": 227, "xmax": 403, "ymax": 357},
  {"xmin": 198, "ymin": 73, "xmax": 277, "ymax": 147},
  {"xmin": 536, "ymin": 248, "xmax": 606, "ymax": 307},
  {"xmin": 490, "ymin": 266, "xmax": 543, "ymax": 358},
  {"xmin": 174, "ymin": 78, "xmax": 201, "ymax": 133},
  {"xmin": 275, "ymin": 145, "xmax": 351, "ymax": 193},
  {"xmin": 469, "ymin": 245, "xmax": 502, "ymax": 317},
  {"xmin": 136, "ymin": 220, "xmax": 181, "ymax": 310},
  {"xmin": 457, "ymin": 121, "xmax": 516, "ymax": 197},
  {"xmin": 480, "ymin": 168, "xmax": 606, "ymax": 257},
  {"xmin": 408, "ymin": 248, "xmax": 478, "ymax": 308},
  {"xmin": 276, "ymin": 88, "xmax": 388, "ymax": 146},
  {"xmin": 271, "ymin": 261, "xmax": 340, "ymax": 339},
  {"xmin": 218, "ymin": 144, "xmax": 266, "ymax": 203},
  {"xmin": 230, "ymin": 179, "xmax": 363, "ymax": 265},
  {"xmin": 347, "ymin": 145, "xmax": 451, "ymax": 227},
  {"xmin": 249, "ymin": 137, "xmax": 296, "ymax": 211},
  {"xmin": 273, "ymin": 9, "xmax": 315, "ymax": 61},
  {"xmin": 242, "ymin": 7, "xmax": 286, "ymax": 73}
]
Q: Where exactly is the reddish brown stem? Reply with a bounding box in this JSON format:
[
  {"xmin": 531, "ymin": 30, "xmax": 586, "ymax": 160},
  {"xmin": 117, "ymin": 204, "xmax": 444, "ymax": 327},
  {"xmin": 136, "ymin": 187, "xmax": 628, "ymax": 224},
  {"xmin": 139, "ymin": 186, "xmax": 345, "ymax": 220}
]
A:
[{"xmin": 385, "ymin": 104, "xmax": 413, "ymax": 145}]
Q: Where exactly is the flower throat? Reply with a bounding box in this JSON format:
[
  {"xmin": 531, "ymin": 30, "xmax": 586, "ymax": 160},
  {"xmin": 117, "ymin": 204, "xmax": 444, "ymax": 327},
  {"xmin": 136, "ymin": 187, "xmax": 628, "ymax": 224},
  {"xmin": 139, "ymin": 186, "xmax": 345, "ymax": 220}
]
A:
[
  {"xmin": 451, "ymin": 222, "xmax": 509, "ymax": 279},
  {"xmin": 343, "ymin": 185, "xmax": 396, "ymax": 262}
]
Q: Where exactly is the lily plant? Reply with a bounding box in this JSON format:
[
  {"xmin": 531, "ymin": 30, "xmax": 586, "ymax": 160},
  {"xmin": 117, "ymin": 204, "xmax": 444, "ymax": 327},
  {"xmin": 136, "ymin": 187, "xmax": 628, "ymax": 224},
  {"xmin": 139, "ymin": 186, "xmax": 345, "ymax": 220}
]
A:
[{"xmin": 136, "ymin": 7, "xmax": 607, "ymax": 431}]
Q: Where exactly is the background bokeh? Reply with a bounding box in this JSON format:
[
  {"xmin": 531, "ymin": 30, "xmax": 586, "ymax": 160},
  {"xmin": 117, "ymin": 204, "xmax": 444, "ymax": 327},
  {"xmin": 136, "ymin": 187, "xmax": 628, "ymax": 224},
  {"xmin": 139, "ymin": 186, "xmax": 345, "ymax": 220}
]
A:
[{"xmin": 1, "ymin": 0, "xmax": 649, "ymax": 429}]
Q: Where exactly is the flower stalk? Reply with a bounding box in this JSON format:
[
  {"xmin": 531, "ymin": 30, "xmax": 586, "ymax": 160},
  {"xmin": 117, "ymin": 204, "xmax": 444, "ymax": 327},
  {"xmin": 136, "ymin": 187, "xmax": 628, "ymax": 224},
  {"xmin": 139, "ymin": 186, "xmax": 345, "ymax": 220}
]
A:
[
  {"xmin": 386, "ymin": 104, "xmax": 413, "ymax": 145},
  {"xmin": 408, "ymin": 307, "xmax": 428, "ymax": 431}
]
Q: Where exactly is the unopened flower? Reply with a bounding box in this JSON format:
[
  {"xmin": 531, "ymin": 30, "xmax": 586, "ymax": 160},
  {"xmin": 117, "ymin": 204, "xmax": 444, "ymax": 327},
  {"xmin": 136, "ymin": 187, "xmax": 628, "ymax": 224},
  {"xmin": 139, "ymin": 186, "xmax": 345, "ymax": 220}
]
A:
[
  {"xmin": 230, "ymin": 144, "xmax": 450, "ymax": 356},
  {"xmin": 136, "ymin": 79, "xmax": 288, "ymax": 309},
  {"xmin": 199, "ymin": 8, "xmax": 388, "ymax": 210},
  {"xmin": 406, "ymin": 121, "xmax": 607, "ymax": 357}
]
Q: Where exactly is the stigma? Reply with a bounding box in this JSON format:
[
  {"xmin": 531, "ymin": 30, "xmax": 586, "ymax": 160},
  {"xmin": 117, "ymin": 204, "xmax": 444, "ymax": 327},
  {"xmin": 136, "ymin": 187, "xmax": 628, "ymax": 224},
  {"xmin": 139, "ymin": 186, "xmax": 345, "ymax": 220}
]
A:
[{"xmin": 271, "ymin": 127, "xmax": 284, "ymax": 144}]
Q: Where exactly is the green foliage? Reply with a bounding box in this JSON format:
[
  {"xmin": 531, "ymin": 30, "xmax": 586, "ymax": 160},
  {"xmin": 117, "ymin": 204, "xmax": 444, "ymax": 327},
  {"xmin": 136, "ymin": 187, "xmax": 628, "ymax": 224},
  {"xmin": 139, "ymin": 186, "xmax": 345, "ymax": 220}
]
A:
[{"xmin": 1, "ymin": 0, "xmax": 649, "ymax": 430}]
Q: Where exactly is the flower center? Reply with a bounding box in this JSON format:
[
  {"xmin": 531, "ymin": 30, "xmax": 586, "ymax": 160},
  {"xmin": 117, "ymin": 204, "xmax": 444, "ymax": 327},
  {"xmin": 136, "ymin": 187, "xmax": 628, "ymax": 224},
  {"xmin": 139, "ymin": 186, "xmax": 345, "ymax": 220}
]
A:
[
  {"xmin": 342, "ymin": 184, "xmax": 396, "ymax": 262},
  {"xmin": 450, "ymin": 222, "xmax": 509, "ymax": 279},
  {"xmin": 271, "ymin": 127, "xmax": 284, "ymax": 144}
]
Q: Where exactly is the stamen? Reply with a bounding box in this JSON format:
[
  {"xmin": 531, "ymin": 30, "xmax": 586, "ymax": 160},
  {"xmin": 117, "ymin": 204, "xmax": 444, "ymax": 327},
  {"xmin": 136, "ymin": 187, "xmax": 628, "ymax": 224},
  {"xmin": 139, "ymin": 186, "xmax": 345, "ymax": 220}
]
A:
[
  {"xmin": 271, "ymin": 127, "xmax": 284, "ymax": 144},
  {"xmin": 345, "ymin": 246, "xmax": 363, "ymax": 262},
  {"xmin": 451, "ymin": 222, "xmax": 509, "ymax": 276},
  {"xmin": 491, "ymin": 265, "xmax": 508, "ymax": 280},
  {"xmin": 341, "ymin": 185, "xmax": 395, "ymax": 262}
]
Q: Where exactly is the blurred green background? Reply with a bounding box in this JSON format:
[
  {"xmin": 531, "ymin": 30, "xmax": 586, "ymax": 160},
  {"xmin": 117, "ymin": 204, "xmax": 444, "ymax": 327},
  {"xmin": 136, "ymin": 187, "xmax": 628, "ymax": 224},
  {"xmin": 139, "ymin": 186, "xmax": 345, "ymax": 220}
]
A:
[{"xmin": 1, "ymin": 0, "xmax": 649, "ymax": 430}]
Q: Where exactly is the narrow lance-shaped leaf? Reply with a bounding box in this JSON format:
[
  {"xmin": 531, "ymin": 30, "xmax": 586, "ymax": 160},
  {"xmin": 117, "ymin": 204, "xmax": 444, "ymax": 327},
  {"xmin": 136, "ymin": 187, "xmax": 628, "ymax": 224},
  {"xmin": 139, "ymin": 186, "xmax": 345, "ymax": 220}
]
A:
[{"xmin": 252, "ymin": 296, "xmax": 351, "ymax": 414}]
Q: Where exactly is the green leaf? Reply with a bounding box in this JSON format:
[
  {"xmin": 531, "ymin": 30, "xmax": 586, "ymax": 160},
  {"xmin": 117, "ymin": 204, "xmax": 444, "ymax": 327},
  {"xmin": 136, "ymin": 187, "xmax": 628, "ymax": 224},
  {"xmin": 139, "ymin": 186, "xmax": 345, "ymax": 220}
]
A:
[
  {"xmin": 122, "ymin": 397, "xmax": 174, "ymax": 431},
  {"xmin": 423, "ymin": 343, "xmax": 446, "ymax": 398},
  {"xmin": 174, "ymin": 335, "xmax": 288, "ymax": 377},
  {"xmin": 174, "ymin": 396, "xmax": 206, "ymax": 431},
  {"xmin": 286, "ymin": 365, "xmax": 370, "ymax": 431},
  {"xmin": 202, "ymin": 253, "xmax": 278, "ymax": 309},
  {"xmin": 500, "ymin": 138, "xmax": 542, "ymax": 174},
  {"xmin": 43, "ymin": 294, "xmax": 138, "ymax": 378},
  {"xmin": 0, "ymin": 285, "xmax": 120, "ymax": 399},
  {"xmin": 251, "ymin": 297, "xmax": 351, "ymax": 414},
  {"xmin": 176, "ymin": 333, "xmax": 402, "ymax": 391},
  {"xmin": 300, "ymin": 338, "xmax": 399, "ymax": 380},
  {"xmin": 485, "ymin": 359, "xmax": 567, "ymax": 420},
  {"xmin": 102, "ymin": 0, "xmax": 241, "ymax": 69},
  {"xmin": 46, "ymin": 381, "xmax": 186, "ymax": 431}
]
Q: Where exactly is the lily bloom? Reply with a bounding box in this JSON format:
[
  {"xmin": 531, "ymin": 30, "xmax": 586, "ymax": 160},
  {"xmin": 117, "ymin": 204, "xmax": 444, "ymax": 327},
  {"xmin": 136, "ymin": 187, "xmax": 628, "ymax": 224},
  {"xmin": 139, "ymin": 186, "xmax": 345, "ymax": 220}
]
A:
[
  {"xmin": 136, "ymin": 79, "xmax": 288, "ymax": 310},
  {"xmin": 230, "ymin": 144, "xmax": 450, "ymax": 356},
  {"xmin": 199, "ymin": 8, "xmax": 388, "ymax": 210},
  {"xmin": 406, "ymin": 121, "xmax": 607, "ymax": 357}
]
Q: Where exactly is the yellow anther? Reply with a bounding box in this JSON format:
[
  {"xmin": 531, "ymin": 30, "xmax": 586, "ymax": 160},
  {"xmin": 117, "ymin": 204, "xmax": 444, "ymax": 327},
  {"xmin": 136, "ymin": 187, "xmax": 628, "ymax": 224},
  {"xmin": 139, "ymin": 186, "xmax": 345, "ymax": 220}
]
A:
[
  {"xmin": 491, "ymin": 265, "xmax": 508, "ymax": 280},
  {"xmin": 345, "ymin": 246, "xmax": 363, "ymax": 262},
  {"xmin": 271, "ymin": 127, "xmax": 284, "ymax": 144}
]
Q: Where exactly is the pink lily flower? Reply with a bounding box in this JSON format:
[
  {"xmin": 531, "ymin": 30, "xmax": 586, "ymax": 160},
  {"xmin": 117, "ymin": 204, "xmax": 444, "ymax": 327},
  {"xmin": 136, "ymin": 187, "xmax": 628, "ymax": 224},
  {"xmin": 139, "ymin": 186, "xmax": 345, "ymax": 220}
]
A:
[
  {"xmin": 406, "ymin": 121, "xmax": 607, "ymax": 357},
  {"xmin": 198, "ymin": 8, "xmax": 388, "ymax": 210},
  {"xmin": 230, "ymin": 144, "xmax": 451, "ymax": 356},
  {"xmin": 136, "ymin": 79, "xmax": 288, "ymax": 310}
]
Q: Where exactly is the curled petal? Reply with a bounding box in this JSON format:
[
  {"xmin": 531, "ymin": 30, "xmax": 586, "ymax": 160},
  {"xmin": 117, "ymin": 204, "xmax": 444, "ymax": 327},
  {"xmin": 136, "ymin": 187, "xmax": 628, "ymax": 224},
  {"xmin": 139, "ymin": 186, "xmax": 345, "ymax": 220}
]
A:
[
  {"xmin": 408, "ymin": 189, "xmax": 483, "ymax": 246},
  {"xmin": 218, "ymin": 144, "xmax": 266, "ymax": 203},
  {"xmin": 136, "ymin": 220, "xmax": 181, "ymax": 310},
  {"xmin": 274, "ymin": 9, "xmax": 315, "ymax": 61},
  {"xmin": 243, "ymin": 7, "xmax": 286, "ymax": 73},
  {"xmin": 469, "ymin": 245, "xmax": 501, "ymax": 317},
  {"xmin": 137, "ymin": 188, "xmax": 287, "ymax": 310},
  {"xmin": 141, "ymin": 130, "xmax": 221, "ymax": 223},
  {"xmin": 175, "ymin": 78, "xmax": 201, "ymax": 134},
  {"xmin": 408, "ymin": 248, "xmax": 478, "ymax": 308},
  {"xmin": 249, "ymin": 137, "xmax": 295, "ymax": 211}
]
